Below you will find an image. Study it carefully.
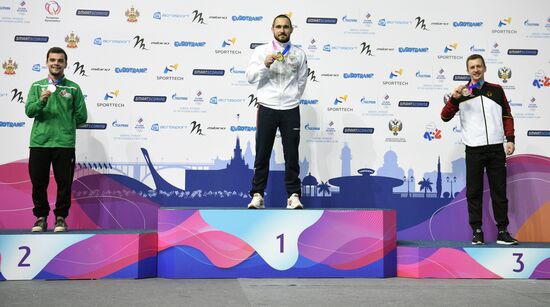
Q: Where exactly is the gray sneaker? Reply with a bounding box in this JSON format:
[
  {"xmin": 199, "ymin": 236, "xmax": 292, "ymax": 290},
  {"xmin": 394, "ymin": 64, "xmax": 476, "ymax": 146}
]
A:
[
  {"xmin": 54, "ymin": 217, "xmax": 68, "ymax": 232},
  {"xmin": 32, "ymin": 217, "xmax": 47, "ymax": 232}
]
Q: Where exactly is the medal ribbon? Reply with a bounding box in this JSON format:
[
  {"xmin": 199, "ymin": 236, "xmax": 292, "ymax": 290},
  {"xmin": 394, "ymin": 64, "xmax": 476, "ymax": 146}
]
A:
[
  {"xmin": 466, "ymin": 81, "xmax": 481, "ymax": 94},
  {"xmin": 272, "ymin": 41, "xmax": 291, "ymax": 57}
]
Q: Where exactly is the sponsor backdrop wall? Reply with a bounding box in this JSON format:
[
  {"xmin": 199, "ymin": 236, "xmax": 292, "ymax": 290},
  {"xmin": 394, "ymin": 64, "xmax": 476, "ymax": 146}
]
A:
[{"xmin": 1, "ymin": 0, "xmax": 549, "ymax": 241}]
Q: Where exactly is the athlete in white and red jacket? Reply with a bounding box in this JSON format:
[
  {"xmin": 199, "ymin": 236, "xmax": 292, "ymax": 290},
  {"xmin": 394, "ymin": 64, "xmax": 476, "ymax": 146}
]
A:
[{"xmin": 441, "ymin": 54, "xmax": 518, "ymax": 245}]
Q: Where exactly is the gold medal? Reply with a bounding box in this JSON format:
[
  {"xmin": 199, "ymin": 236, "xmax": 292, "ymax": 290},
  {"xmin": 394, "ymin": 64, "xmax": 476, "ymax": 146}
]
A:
[{"xmin": 275, "ymin": 52, "xmax": 284, "ymax": 62}]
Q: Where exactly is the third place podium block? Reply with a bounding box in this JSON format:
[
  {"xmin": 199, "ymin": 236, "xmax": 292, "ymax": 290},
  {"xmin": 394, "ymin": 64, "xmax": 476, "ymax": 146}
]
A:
[{"xmin": 158, "ymin": 208, "xmax": 396, "ymax": 278}]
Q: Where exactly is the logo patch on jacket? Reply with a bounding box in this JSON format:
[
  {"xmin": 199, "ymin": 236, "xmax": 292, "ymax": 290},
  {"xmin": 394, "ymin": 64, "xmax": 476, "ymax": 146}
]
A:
[
  {"xmin": 59, "ymin": 90, "xmax": 73, "ymax": 99},
  {"xmin": 486, "ymin": 91, "xmax": 493, "ymax": 97}
]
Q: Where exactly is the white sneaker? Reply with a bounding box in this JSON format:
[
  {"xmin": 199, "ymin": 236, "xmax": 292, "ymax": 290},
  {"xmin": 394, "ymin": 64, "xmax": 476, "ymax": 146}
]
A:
[
  {"xmin": 287, "ymin": 193, "xmax": 303, "ymax": 209},
  {"xmin": 247, "ymin": 193, "xmax": 265, "ymax": 209}
]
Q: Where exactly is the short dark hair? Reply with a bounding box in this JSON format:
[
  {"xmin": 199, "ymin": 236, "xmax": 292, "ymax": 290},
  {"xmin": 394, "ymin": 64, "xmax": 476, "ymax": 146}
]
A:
[
  {"xmin": 466, "ymin": 54, "xmax": 485, "ymax": 68},
  {"xmin": 272, "ymin": 14, "xmax": 292, "ymax": 28},
  {"xmin": 46, "ymin": 47, "xmax": 68, "ymax": 62}
]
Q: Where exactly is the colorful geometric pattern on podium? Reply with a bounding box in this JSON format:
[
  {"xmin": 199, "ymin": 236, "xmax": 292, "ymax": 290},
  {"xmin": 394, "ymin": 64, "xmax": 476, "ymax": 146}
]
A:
[
  {"xmin": 398, "ymin": 241, "xmax": 550, "ymax": 279},
  {"xmin": 158, "ymin": 209, "xmax": 396, "ymax": 278},
  {"xmin": 0, "ymin": 231, "xmax": 157, "ymax": 280}
]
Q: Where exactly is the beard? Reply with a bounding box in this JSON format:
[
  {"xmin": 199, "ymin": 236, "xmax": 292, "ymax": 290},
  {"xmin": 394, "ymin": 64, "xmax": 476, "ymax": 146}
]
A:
[{"xmin": 274, "ymin": 34, "xmax": 290, "ymax": 43}]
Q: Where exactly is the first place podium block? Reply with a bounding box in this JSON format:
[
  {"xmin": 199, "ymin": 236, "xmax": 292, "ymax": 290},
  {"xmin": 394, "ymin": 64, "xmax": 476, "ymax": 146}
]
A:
[
  {"xmin": 0, "ymin": 230, "xmax": 157, "ymax": 280},
  {"xmin": 158, "ymin": 208, "xmax": 397, "ymax": 278}
]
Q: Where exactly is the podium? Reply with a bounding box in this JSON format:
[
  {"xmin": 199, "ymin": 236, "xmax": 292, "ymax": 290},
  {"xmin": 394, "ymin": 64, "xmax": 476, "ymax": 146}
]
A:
[
  {"xmin": 398, "ymin": 241, "xmax": 550, "ymax": 279},
  {"xmin": 158, "ymin": 208, "xmax": 397, "ymax": 278},
  {"xmin": 0, "ymin": 230, "xmax": 157, "ymax": 280}
]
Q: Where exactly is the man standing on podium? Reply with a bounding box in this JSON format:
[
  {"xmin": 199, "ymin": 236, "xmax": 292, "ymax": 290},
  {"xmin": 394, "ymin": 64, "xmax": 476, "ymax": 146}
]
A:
[
  {"xmin": 25, "ymin": 47, "xmax": 87, "ymax": 232},
  {"xmin": 245, "ymin": 14, "xmax": 308, "ymax": 209},
  {"xmin": 441, "ymin": 54, "xmax": 518, "ymax": 245}
]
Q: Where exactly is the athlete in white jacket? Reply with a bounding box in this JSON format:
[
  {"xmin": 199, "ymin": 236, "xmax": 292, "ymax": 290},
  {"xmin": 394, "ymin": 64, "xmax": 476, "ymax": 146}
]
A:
[{"xmin": 246, "ymin": 14, "xmax": 308, "ymax": 209}]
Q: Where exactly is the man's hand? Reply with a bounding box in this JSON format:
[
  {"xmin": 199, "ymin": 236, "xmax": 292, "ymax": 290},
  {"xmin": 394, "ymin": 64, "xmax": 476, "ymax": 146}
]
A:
[
  {"xmin": 264, "ymin": 54, "xmax": 277, "ymax": 68},
  {"xmin": 451, "ymin": 85, "xmax": 467, "ymax": 99},
  {"xmin": 506, "ymin": 142, "xmax": 515, "ymax": 156},
  {"xmin": 40, "ymin": 89, "xmax": 51, "ymax": 103}
]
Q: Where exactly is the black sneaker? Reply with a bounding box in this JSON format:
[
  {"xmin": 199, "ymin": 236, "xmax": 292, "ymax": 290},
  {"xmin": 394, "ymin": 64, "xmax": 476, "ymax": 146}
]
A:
[
  {"xmin": 54, "ymin": 217, "xmax": 68, "ymax": 232},
  {"xmin": 472, "ymin": 229, "xmax": 484, "ymax": 245},
  {"xmin": 31, "ymin": 217, "xmax": 47, "ymax": 232},
  {"xmin": 497, "ymin": 230, "xmax": 518, "ymax": 245}
]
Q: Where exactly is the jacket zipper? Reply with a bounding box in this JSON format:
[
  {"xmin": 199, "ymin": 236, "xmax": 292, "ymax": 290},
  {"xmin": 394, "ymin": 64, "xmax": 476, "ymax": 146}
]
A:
[{"xmin": 479, "ymin": 94, "xmax": 490, "ymax": 145}]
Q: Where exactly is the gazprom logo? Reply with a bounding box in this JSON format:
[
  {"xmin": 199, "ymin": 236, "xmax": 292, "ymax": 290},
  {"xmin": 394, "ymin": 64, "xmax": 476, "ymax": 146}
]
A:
[
  {"xmin": 112, "ymin": 120, "xmax": 129, "ymax": 128},
  {"xmin": 304, "ymin": 123, "xmax": 321, "ymax": 131},
  {"xmin": 470, "ymin": 45, "xmax": 486, "ymax": 52},
  {"xmin": 229, "ymin": 67, "xmax": 245, "ymax": 74},
  {"xmin": 342, "ymin": 15, "xmax": 357, "ymax": 23},
  {"xmin": 171, "ymin": 93, "xmax": 188, "ymax": 101},
  {"xmin": 415, "ymin": 71, "xmax": 431, "ymax": 78},
  {"xmin": 360, "ymin": 97, "xmax": 376, "ymax": 104}
]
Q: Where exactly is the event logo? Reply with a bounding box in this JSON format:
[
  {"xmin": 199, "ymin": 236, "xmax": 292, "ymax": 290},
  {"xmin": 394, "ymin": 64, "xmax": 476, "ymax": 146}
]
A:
[
  {"xmin": 112, "ymin": 120, "xmax": 129, "ymax": 128},
  {"xmin": 104, "ymin": 89, "xmax": 120, "ymax": 101},
  {"xmin": 415, "ymin": 71, "xmax": 431, "ymax": 78},
  {"xmin": 381, "ymin": 94, "xmax": 391, "ymax": 106},
  {"xmin": 10, "ymin": 89, "xmax": 24, "ymax": 103},
  {"xmin": 498, "ymin": 67, "xmax": 512, "ymax": 83},
  {"xmin": 174, "ymin": 41, "xmax": 206, "ymax": 47},
  {"xmin": 453, "ymin": 21, "xmax": 483, "ymax": 27},
  {"xmin": 436, "ymin": 68, "xmax": 446, "ymax": 82},
  {"xmin": 414, "ymin": 17, "xmax": 429, "ymax": 30},
  {"xmin": 158, "ymin": 64, "xmax": 183, "ymax": 81},
  {"xmin": 134, "ymin": 96, "xmax": 167, "ymax": 103},
  {"xmin": 388, "ymin": 119, "xmax": 403, "ymax": 136},
  {"xmin": 304, "ymin": 123, "xmax": 321, "ymax": 131},
  {"xmin": 493, "ymin": 17, "xmax": 517, "ymax": 34},
  {"xmin": 191, "ymin": 10, "xmax": 206, "ymax": 24},
  {"xmin": 194, "ymin": 91, "xmax": 204, "ymax": 103},
  {"xmin": 114, "ymin": 67, "xmax": 147, "ymax": 73},
  {"xmin": 333, "ymin": 95, "xmax": 348, "ymax": 105},
  {"xmin": 443, "ymin": 43, "xmax": 458, "ymax": 53},
  {"xmin": 76, "ymin": 9, "xmax": 110, "ymax": 17},
  {"xmin": 0, "ymin": 121, "xmax": 25, "ymax": 128},
  {"xmin": 527, "ymin": 97, "xmax": 538, "ymax": 110},
  {"xmin": 308, "ymin": 38, "xmax": 317, "ymax": 52},
  {"xmin": 342, "ymin": 15, "xmax": 358, "ymax": 23},
  {"xmin": 222, "ymin": 37, "xmax": 236, "ymax": 48},
  {"xmin": 470, "ymin": 45, "xmax": 486, "ymax": 52},
  {"xmin": 307, "ymin": 68, "xmax": 319, "ymax": 82},
  {"xmin": 248, "ymin": 94, "xmax": 258, "ymax": 107},
  {"xmin": 359, "ymin": 42, "xmax": 373, "ymax": 55},
  {"xmin": 65, "ymin": 32, "xmax": 79, "ymax": 48},
  {"xmin": 45, "ymin": 1, "xmax": 61, "ymax": 15},
  {"xmin": 72, "ymin": 62, "xmax": 88, "ymax": 77},
  {"xmin": 14, "ymin": 35, "xmax": 49, "ymax": 43},
  {"xmin": 423, "ymin": 123, "xmax": 442, "ymax": 141},
  {"xmin": 389, "ymin": 68, "xmax": 403, "ymax": 79},
  {"xmin": 490, "ymin": 42, "xmax": 501, "ymax": 57},
  {"xmin": 360, "ymin": 97, "xmax": 376, "ymax": 104},
  {"xmin": 133, "ymin": 35, "xmax": 148, "ymax": 50},
  {"xmin": 343, "ymin": 72, "xmax": 374, "ymax": 79},
  {"xmin": 232, "ymin": 15, "xmax": 262, "ymax": 22},
  {"xmin": 398, "ymin": 47, "xmax": 429, "ymax": 53},
  {"xmin": 189, "ymin": 121, "xmax": 205, "ymax": 135},
  {"xmin": 171, "ymin": 93, "xmax": 188, "ymax": 101},
  {"xmin": 498, "ymin": 17, "xmax": 512, "ymax": 27},
  {"xmin": 532, "ymin": 70, "xmax": 549, "ymax": 88},
  {"xmin": 523, "ymin": 19, "xmax": 540, "ymax": 27},
  {"xmin": 300, "ymin": 99, "xmax": 319, "ymax": 105},
  {"xmin": 192, "ymin": 69, "xmax": 224, "ymax": 76},
  {"xmin": 508, "ymin": 49, "xmax": 538, "ymax": 56},
  {"xmin": 135, "ymin": 117, "xmax": 145, "ymax": 131},
  {"xmin": 2, "ymin": 58, "xmax": 17, "ymax": 75},
  {"xmin": 343, "ymin": 127, "xmax": 374, "ymax": 134},
  {"xmin": 125, "ymin": 6, "xmax": 139, "ymax": 22},
  {"xmin": 306, "ymin": 17, "xmax": 338, "ymax": 24}
]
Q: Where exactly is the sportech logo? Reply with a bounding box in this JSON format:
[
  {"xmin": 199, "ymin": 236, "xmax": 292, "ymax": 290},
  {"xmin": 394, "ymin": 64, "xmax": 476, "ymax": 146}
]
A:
[
  {"xmin": 65, "ymin": 32, "xmax": 79, "ymax": 48},
  {"xmin": 3, "ymin": 58, "xmax": 18, "ymax": 75}
]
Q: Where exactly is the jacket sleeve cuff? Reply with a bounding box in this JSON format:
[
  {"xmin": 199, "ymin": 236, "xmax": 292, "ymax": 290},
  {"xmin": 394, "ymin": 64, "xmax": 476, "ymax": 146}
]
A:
[{"xmin": 506, "ymin": 136, "xmax": 515, "ymax": 143}]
